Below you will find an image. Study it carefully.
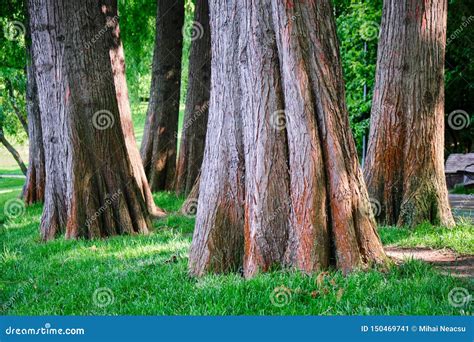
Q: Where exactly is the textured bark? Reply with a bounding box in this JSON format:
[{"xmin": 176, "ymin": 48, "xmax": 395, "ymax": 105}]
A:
[
  {"xmin": 29, "ymin": 0, "xmax": 152, "ymax": 240},
  {"xmin": 189, "ymin": 0, "xmax": 245, "ymax": 275},
  {"xmin": 174, "ymin": 0, "xmax": 211, "ymax": 196},
  {"xmin": 0, "ymin": 127, "xmax": 27, "ymax": 175},
  {"xmin": 189, "ymin": 0, "xmax": 386, "ymax": 278},
  {"xmin": 104, "ymin": 0, "xmax": 165, "ymax": 218},
  {"xmin": 22, "ymin": 18, "xmax": 45, "ymax": 204},
  {"xmin": 140, "ymin": 0, "xmax": 184, "ymax": 191},
  {"xmin": 364, "ymin": 0, "xmax": 454, "ymax": 227}
]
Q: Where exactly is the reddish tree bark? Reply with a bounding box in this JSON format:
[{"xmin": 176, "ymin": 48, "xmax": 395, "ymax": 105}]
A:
[
  {"xmin": 174, "ymin": 0, "xmax": 211, "ymax": 196},
  {"xmin": 189, "ymin": 0, "xmax": 386, "ymax": 278},
  {"xmin": 29, "ymin": 0, "xmax": 152, "ymax": 240},
  {"xmin": 104, "ymin": 0, "xmax": 165, "ymax": 218},
  {"xmin": 140, "ymin": 0, "xmax": 184, "ymax": 191},
  {"xmin": 364, "ymin": 0, "xmax": 454, "ymax": 227}
]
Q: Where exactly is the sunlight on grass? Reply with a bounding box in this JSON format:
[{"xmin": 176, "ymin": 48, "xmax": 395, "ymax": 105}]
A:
[{"xmin": 0, "ymin": 177, "xmax": 472, "ymax": 315}]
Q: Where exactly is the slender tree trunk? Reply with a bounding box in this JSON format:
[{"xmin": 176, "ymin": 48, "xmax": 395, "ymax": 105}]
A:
[
  {"xmin": 29, "ymin": 0, "xmax": 152, "ymax": 240},
  {"xmin": 5, "ymin": 79, "xmax": 28, "ymax": 134},
  {"xmin": 0, "ymin": 127, "xmax": 27, "ymax": 175},
  {"xmin": 189, "ymin": 0, "xmax": 386, "ymax": 278},
  {"xmin": 174, "ymin": 0, "xmax": 211, "ymax": 196},
  {"xmin": 22, "ymin": 14, "xmax": 45, "ymax": 204},
  {"xmin": 104, "ymin": 0, "xmax": 165, "ymax": 218},
  {"xmin": 364, "ymin": 0, "xmax": 454, "ymax": 227},
  {"xmin": 140, "ymin": 0, "xmax": 184, "ymax": 191}
]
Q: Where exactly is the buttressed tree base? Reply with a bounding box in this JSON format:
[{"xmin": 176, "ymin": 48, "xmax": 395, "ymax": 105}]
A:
[{"xmin": 189, "ymin": 0, "xmax": 387, "ymax": 279}]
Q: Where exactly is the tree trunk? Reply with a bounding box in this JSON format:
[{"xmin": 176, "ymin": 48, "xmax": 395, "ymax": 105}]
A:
[
  {"xmin": 29, "ymin": 0, "xmax": 152, "ymax": 240},
  {"xmin": 189, "ymin": 0, "xmax": 386, "ymax": 278},
  {"xmin": 140, "ymin": 0, "xmax": 184, "ymax": 191},
  {"xmin": 174, "ymin": 0, "xmax": 211, "ymax": 196},
  {"xmin": 22, "ymin": 15, "xmax": 46, "ymax": 205},
  {"xmin": 104, "ymin": 0, "xmax": 165, "ymax": 218},
  {"xmin": 363, "ymin": 0, "xmax": 454, "ymax": 227},
  {"xmin": 0, "ymin": 127, "xmax": 27, "ymax": 175}
]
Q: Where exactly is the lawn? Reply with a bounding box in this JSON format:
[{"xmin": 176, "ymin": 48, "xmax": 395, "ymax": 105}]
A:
[{"xmin": 0, "ymin": 177, "xmax": 472, "ymax": 316}]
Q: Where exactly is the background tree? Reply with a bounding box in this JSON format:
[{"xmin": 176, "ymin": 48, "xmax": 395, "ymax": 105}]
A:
[
  {"xmin": 29, "ymin": 0, "xmax": 152, "ymax": 240},
  {"xmin": 140, "ymin": 0, "xmax": 185, "ymax": 191},
  {"xmin": 364, "ymin": 0, "xmax": 454, "ymax": 227},
  {"xmin": 105, "ymin": 0, "xmax": 165, "ymax": 218},
  {"xmin": 174, "ymin": 0, "xmax": 211, "ymax": 196},
  {"xmin": 22, "ymin": 12, "xmax": 45, "ymax": 204},
  {"xmin": 189, "ymin": 0, "xmax": 386, "ymax": 278}
]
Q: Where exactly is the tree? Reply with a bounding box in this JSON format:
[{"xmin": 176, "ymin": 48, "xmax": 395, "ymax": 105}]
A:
[
  {"xmin": 140, "ymin": 0, "xmax": 184, "ymax": 191},
  {"xmin": 29, "ymin": 0, "xmax": 152, "ymax": 240},
  {"xmin": 363, "ymin": 0, "xmax": 454, "ymax": 227},
  {"xmin": 22, "ymin": 14, "xmax": 45, "ymax": 204},
  {"xmin": 0, "ymin": 125, "xmax": 26, "ymax": 174},
  {"xmin": 189, "ymin": 0, "xmax": 386, "ymax": 278},
  {"xmin": 174, "ymin": 0, "xmax": 211, "ymax": 196},
  {"xmin": 105, "ymin": 0, "xmax": 165, "ymax": 218}
]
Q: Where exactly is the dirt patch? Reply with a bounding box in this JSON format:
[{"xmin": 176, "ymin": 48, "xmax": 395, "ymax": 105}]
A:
[{"xmin": 385, "ymin": 247, "xmax": 474, "ymax": 279}]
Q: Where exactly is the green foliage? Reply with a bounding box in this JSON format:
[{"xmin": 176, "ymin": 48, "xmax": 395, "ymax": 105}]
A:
[
  {"xmin": 120, "ymin": 0, "xmax": 194, "ymax": 106},
  {"xmin": 0, "ymin": 1, "xmax": 27, "ymax": 144},
  {"xmin": 444, "ymin": 0, "xmax": 474, "ymax": 153},
  {"xmin": 335, "ymin": 0, "xmax": 383, "ymax": 154}
]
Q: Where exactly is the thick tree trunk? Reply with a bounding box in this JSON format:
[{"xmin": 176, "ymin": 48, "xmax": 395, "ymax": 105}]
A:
[
  {"xmin": 174, "ymin": 0, "xmax": 211, "ymax": 196},
  {"xmin": 189, "ymin": 0, "xmax": 386, "ymax": 278},
  {"xmin": 0, "ymin": 127, "xmax": 27, "ymax": 175},
  {"xmin": 29, "ymin": 0, "xmax": 152, "ymax": 240},
  {"xmin": 364, "ymin": 0, "xmax": 454, "ymax": 227},
  {"xmin": 22, "ymin": 17, "xmax": 45, "ymax": 204},
  {"xmin": 104, "ymin": 0, "xmax": 165, "ymax": 218},
  {"xmin": 140, "ymin": 0, "xmax": 184, "ymax": 191}
]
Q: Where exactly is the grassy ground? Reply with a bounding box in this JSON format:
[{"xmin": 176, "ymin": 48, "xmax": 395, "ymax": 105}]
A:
[{"xmin": 0, "ymin": 177, "xmax": 473, "ymax": 316}]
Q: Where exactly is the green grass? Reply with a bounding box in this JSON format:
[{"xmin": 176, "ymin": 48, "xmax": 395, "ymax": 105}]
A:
[
  {"xmin": 1, "ymin": 179, "xmax": 473, "ymax": 316},
  {"xmin": 379, "ymin": 222, "xmax": 474, "ymax": 255},
  {"xmin": 450, "ymin": 184, "xmax": 474, "ymax": 195}
]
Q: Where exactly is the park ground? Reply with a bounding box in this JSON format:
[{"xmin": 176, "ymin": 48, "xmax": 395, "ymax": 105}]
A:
[{"xmin": 0, "ymin": 104, "xmax": 473, "ymax": 316}]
